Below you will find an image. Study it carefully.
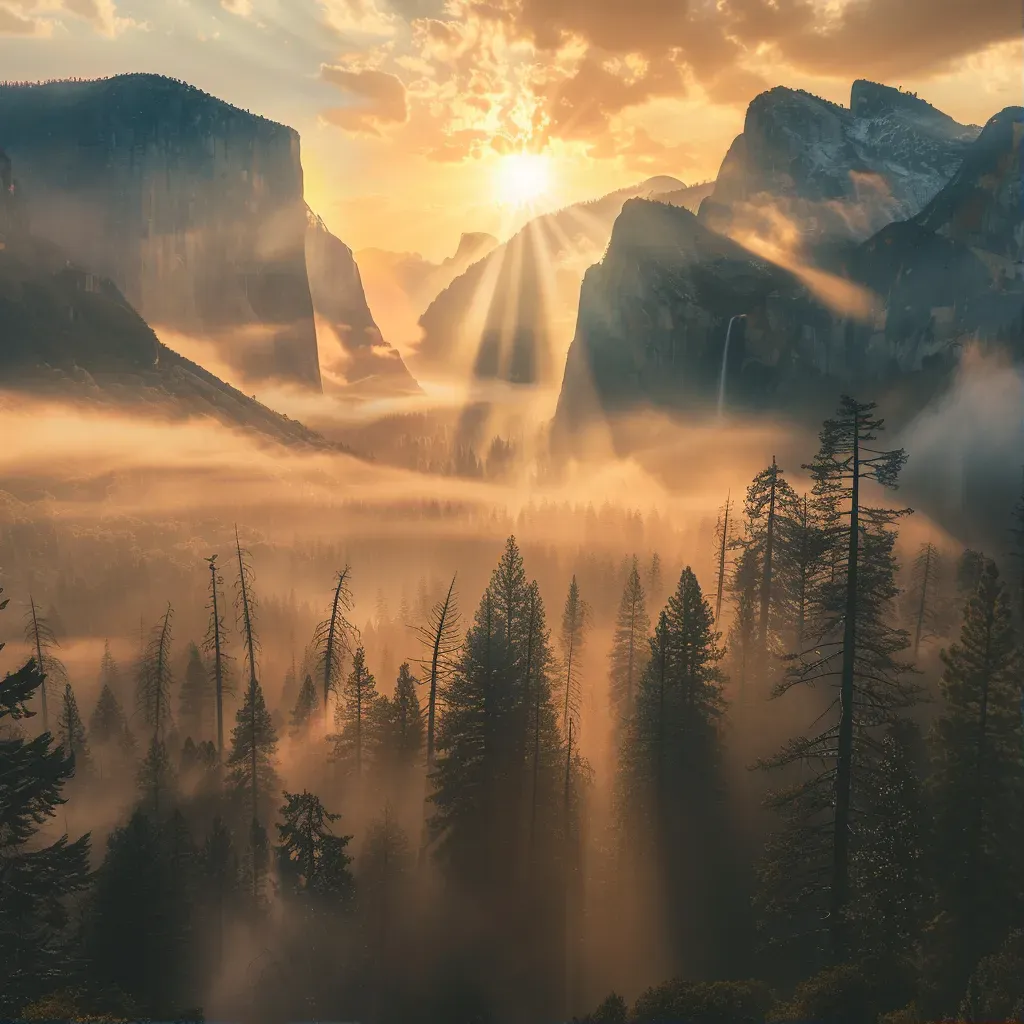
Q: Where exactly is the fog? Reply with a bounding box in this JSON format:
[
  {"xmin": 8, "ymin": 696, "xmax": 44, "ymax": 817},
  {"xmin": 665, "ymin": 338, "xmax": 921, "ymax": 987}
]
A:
[{"xmin": 3, "ymin": 327, "xmax": 1022, "ymax": 1022}]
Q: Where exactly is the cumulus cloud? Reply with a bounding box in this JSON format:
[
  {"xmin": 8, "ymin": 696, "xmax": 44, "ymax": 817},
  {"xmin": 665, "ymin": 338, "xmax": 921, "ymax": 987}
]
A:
[
  {"xmin": 321, "ymin": 64, "xmax": 409, "ymax": 134},
  {"xmin": 220, "ymin": 0, "xmax": 253, "ymax": 17},
  {"xmin": 0, "ymin": 0, "xmax": 133, "ymax": 36},
  {"xmin": 0, "ymin": 2, "xmax": 46, "ymax": 34}
]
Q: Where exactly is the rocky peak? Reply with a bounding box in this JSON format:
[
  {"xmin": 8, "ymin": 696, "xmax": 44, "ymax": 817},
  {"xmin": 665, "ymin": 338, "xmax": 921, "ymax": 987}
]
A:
[
  {"xmin": 450, "ymin": 232, "xmax": 498, "ymax": 266},
  {"xmin": 699, "ymin": 80, "xmax": 980, "ymax": 245}
]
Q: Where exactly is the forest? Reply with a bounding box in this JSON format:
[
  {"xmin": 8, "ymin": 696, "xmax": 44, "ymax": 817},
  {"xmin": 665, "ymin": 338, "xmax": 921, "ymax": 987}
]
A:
[{"xmin": 4, "ymin": 394, "xmax": 1024, "ymax": 1024}]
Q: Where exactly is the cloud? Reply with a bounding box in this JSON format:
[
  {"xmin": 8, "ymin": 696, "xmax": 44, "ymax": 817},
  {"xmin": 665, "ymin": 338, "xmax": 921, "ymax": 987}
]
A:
[
  {"xmin": 0, "ymin": 2, "xmax": 46, "ymax": 34},
  {"xmin": 60, "ymin": 0, "xmax": 132, "ymax": 36},
  {"xmin": 319, "ymin": 0, "xmax": 396, "ymax": 37},
  {"xmin": 321, "ymin": 64, "xmax": 409, "ymax": 134},
  {"xmin": 220, "ymin": 0, "xmax": 253, "ymax": 16}
]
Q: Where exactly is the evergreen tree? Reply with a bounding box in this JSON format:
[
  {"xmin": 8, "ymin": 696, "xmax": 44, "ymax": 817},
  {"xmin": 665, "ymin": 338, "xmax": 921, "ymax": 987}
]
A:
[
  {"xmin": 713, "ymin": 494, "xmax": 734, "ymax": 623},
  {"xmin": 775, "ymin": 490, "xmax": 829, "ymax": 653},
  {"xmin": 849, "ymin": 719, "xmax": 927, "ymax": 960},
  {"xmin": 608, "ymin": 556, "xmax": 649, "ymax": 731},
  {"xmin": 289, "ymin": 673, "xmax": 318, "ymax": 736},
  {"xmin": 727, "ymin": 540, "xmax": 760, "ymax": 694},
  {"xmin": 929, "ymin": 560, "xmax": 1024, "ymax": 1000},
  {"xmin": 385, "ymin": 662, "xmax": 424, "ymax": 770},
  {"xmin": 201, "ymin": 815, "xmax": 238, "ymax": 979},
  {"xmin": 138, "ymin": 737, "xmax": 177, "ymax": 816},
  {"xmin": 179, "ymin": 642, "xmax": 209, "ymax": 742},
  {"xmin": 86, "ymin": 809, "xmax": 197, "ymax": 1016},
  {"xmin": 428, "ymin": 538, "xmax": 566, "ymax": 1017},
  {"xmin": 328, "ymin": 645, "xmax": 380, "ymax": 781},
  {"xmin": 277, "ymin": 790, "xmax": 355, "ymax": 910},
  {"xmin": 956, "ymin": 548, "xmax": 985, "ymax": 607},
  {"xmin": 312, "ymin": 567, "xmax": 356, "ymax": 726},
  {"xmin": 56, "ymin": 681, "xmax": 93, "ymax": 779},
  {"xmin": 203, "ymin": 553, "xmax": 231, "ymax": 760},
  {"xmin": 136, "ymin": 604, "xmax": 175, "ymax": 742},
  {"xmin": 616, "ymin": 567, "xmax": 728, "ymax": 972},
  {"xmin": 97, "ymin": 638, "xmax": 123, "ymax": 698},
  {"xmin": 908, "ymin": 542, "xmax": 944, "ymax": 656},
  {"xmin": 646, "ymin": 552, "xmax": 663, "ymax": 609},
  {"xmin": 414, "ymin": 573, "xmax": 461, "ymax": 769},
  {"xmin": 23, "ymin": 596, "xmax": 67, "ymax": 734},
  {"xmin": 225, "ymin": 677, "xmax": 280, "ymax": 828},
  {"xmin": 1011, "ymin": 468, "xmax": 1024, "ymax": 625},
  {"xmin": 759, "ymin": 397, "xmax": 917, "ymax": 966},
  {"xmin": 559, "ymin": 576, "xmax": 589, "ymax": 737},
  {"xmin": 0, "ymin": 594, "xmax": 90, "ymax": 1016},
  {"xmin": 89, "ymin": 683, "xmax": 136, "ymax": 771}
]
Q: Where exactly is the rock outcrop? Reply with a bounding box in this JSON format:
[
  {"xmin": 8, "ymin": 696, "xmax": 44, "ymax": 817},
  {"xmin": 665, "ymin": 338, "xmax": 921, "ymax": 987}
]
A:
[
  {"xmin": 552, "ymin": 104, "xmax": 1023, "ymax": 444},
  {"xmin": 699, "ymin": 80, "xmax": 979, "ymax": 246},
  {"xmin": 305, "ymin": 210, "xmax": 419, "ymax": 395},
  {"xmin": 0, "ymin": 74, "xmax": 322, "ymax": 390}
]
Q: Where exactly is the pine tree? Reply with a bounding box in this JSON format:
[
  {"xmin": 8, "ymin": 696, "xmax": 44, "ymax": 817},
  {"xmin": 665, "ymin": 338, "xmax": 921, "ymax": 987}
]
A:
[
  {"xmin": 849, "ymin": 719, "xmax": 927, "ymax": 960},
  {"xmin": 136, "ymin": 603, "xmax": 175, "ymax": 742},
  {"xmin": 289, "ymin": 673, "xmax": 318, "ymax": 735},
  {"xmin": 328, "ymin": 645, "xmax": 380, "ymax": 781},
  {"xmin": 775, "ymin": 490, "xmax": 829, "ymax": 652},
  {"xmin": 179, "ymin": 642, "xmax": 209, "ymax": 742},
  {"xmin": 559, "ymin": 576, "xmax": 589, "ymax": 737},
  {"xmin": 225, "ymin": 678, "xmax": 280, "ymax": 828},
  {"xmin": 956, "ymin": 549, "xmax": 985, "ymax": 607},
  {"xmin": 713, "ymin": 494, "xmax": 734, "ymax": 622},
  {"xmin": 616, "ymin": 567, "xmax": 729, "ymax": 973},
  {"xmin": 138, "ymin": 736, "xmax": 177, "ymax": 816},
  {"xmin": 86, "ymin": 809, "xmax": 197, "ymax": 1016},
  {"xmin": 727, "ymin": 539, "xmax": 760, "ymax": 694},
  {"xmin": 1011, "ymin": 467, "xmax": 1024, "ymax": 625},
  {"xmin": 759, "ymin": 397, "xmax": 916, "ymax": 966},
  {"xmin": 201, "ymin": 815, "xmax": 238, "ymax": 979},
  {"xmin": 608, "ymin": 556, "xmax": 650, "ymax": 731},
  {"xmin": 414, "ymin": 573, "xmax": 461, "ymax": 769},
  {"xmin": 929, "ymin": 560, "xmax": 1024, "ymax": 998},
  {"xmin": 98, "ymin": 638, "xmax": 123, "ymax": 698},
  {"xmin": 203, "ymin": 554, "xmax": 231, "ymax": 760},
  {"xmin": 428, "ymin": 537, "xmax": 566, "ymax": 1016},
  {"xmin": 312, "ymin": 567, "xmax": 356, "ymax": 726},
  {"xmin": 646, "ymin": 552, "xmax": 663, "ymax": 609},
  {"xmin": 57, "ymin": 681, "xmax": 93, "ymax": 779},
  {"xmin": 89, "ymin": 683, "xmax": 135, "ymax": 769},
  {"xmin": 908, "ymin": 542, "xmax": 944, "ymax": 656},
  {"xmin": 0, "ymin": 592, "xmax": 90, "ymax": 1015},
  {"xmin": 24, "ymin": 596, "xmax": 67, "ymax": 734},
  {"xmin": 385, "ymin": 662, "xmax": 424, "ymax": 770},
  {"xmin": 277, "ymin": 790, "xmax": 354, "ymax": 910}
]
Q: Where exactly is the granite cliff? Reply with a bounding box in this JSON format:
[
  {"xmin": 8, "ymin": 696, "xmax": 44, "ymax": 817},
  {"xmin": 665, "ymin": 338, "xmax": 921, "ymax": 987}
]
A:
[
  {"xmin": 553, "ymin": 103, "xmax": 1022, "ymax": 442},
  {"xmin": 0, "ymin": 74, "xmax": 323, "ymax": 390},
  {"xmin": 699, "ymin": 80, "xmax": 979, "ymax": 247}
]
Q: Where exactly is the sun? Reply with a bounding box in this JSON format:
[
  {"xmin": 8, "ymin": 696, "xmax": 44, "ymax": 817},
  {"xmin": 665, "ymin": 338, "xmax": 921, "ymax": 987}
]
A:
[{"xmin": 495, "ymin": 152, "xmax": 552, "ymax": 208}]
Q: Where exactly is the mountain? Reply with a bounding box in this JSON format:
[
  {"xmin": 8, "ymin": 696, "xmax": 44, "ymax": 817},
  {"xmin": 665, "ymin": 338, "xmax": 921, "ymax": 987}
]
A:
[
  {"xmin": 843, "ymin": 104, "xmax": 1024, "ymax": 372},
  {"xmin": 356, "ymin": 231, "xmax": 498, "ymax": 348},
  {"xmin": 0, "ymin": 73, "xmax": 419, "ymax": 398},
  {"xmin": 305, "ymin": 211, "xmax": 420, "ymax": 396},
  {"xmin": 552, "ymin": 103, "xmax": 1022, "ymax": 444},
  {"xmin": 413, "ymin": 176, "xmax": 692, "ymax": 385},
  {"xmin": 0, "ymin": 155, "xmax": 335, "ymax": 449},
  {"xmin": 0, "ymin": 74, "xmax": 322, "ymax": 390},
  {"xmin": 698, "ymin": 80, "xmax": 980, "ymax": 246}
]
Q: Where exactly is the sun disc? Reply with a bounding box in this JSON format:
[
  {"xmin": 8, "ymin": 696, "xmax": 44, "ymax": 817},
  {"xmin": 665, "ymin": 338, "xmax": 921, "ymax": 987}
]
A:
[{"xmin": 496, "ymin": 152, "xmax": 551, "ymax": 208}]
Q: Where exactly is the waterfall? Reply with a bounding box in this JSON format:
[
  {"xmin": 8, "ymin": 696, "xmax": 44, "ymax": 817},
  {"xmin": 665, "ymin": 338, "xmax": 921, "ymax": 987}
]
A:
[{"xmin": 717, "ymin": 315, "xmax": 743, "ymax": 418}]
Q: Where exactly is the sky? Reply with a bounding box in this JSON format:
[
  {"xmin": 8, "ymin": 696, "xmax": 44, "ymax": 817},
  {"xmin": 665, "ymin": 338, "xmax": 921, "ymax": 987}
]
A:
[{"xmin": 0, "ymin": 0, "xmax": 1021, "ymax": 260}]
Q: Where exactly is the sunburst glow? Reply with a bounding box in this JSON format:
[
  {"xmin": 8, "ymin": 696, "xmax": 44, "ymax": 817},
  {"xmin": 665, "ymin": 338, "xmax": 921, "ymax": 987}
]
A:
[{"xmin": 495, "ymin": 152, "xmax": 552, "ymax": 209}]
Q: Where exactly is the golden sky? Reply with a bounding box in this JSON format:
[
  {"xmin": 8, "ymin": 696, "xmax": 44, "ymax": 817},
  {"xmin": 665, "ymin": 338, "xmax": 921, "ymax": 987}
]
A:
[{"xmin": 1, "ymin": 0, "xmax": 1021, "ymax": 260}]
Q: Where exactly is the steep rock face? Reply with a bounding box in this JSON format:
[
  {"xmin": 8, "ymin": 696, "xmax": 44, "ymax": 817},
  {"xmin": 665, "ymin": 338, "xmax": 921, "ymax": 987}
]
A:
[
  {"xmin": 305, "ymin": 211, "xmax": 419, "ymax": 394},
  {"xmin": 552, "ymin": 199, "xmax": 826, "ymax": 439},
  {"xmin": 699, "ymin": 81, "xmax": 979, "ymax": 244},
  {"xmin": 844, "ymin": 106, "xmax": 1024, "ymax": 371},
  {"xmin": 553, "ymin": 106, "xmax": 1023, "ymax": 444},
  {"xmin": 415, "ymin": 176, "xmax": 687, "ymax": 385},
  {"xmin": 0, "ymin": 74, "xmax": 322, "ymax": 390},
  {"xmin": 0, "ymin": 232, "xmax": 334, "ymax": 449}
]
